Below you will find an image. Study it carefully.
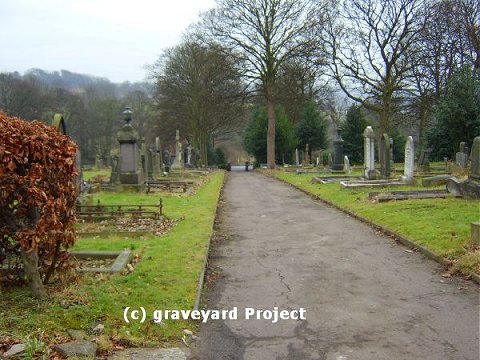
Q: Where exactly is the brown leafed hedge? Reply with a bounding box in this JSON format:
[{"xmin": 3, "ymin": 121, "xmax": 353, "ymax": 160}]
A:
[{"xmin": 0, "ymin": 112, "xmax": 78, "ymax": 297}]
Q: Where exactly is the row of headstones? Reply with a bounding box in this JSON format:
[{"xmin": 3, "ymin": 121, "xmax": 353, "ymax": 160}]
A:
[
  {"xmin": 114, "ymin": 133, "xmax": 199, "ymax": 184},
  {"xmin": 113, "ymin": 107, "xmax": 200, "ymax": 185},
  {"xmin": 363, "ymin": 127, "xmax": 480, "ymax": 183},
  {"xmin": 363, "ymin": 126, "xmax": 416, "ymax": 182}
]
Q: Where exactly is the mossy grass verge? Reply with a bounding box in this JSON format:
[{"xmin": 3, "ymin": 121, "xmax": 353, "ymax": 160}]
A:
[
  {"xmin": 264, "ymin": 169, "xmax": 479, "ymax": 277},
  {"xmin": 0, "ymin": 171, "xmax": 225, "ymax": 348}
]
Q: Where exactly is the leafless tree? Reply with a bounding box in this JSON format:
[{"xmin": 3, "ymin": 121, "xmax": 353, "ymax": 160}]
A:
[
  {"xmin": 151, "ymin": 40, "xmax": 246, "ymax": 165},
  {"xmin": 275, "ymin": 58, "xmax": 326, "ymax": 125},
  {"xmin": 323, "ymin": 0, "xmax": 426, "ymax": 135},
  {"xmin": 408, "ymin": 0, "xmax": 479, "ymax": 147},
  {"xmin": 202, "ymin": 0, "xmax": 320, "ymax": 168}
]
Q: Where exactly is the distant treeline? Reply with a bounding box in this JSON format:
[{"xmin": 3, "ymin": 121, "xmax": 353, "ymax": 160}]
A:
[{"xmin": 0, "ymin": 69, "xmax": 155, "ymax": 165}]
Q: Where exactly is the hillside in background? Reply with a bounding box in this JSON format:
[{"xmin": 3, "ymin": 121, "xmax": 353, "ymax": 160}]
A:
[{"xmin": 8, "ymin": 68, "xmax": 152, "ymax": 98}]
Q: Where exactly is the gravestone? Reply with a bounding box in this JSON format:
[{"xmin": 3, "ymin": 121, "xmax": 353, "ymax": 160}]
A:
[
  {"xmin": 328, "ymin": 153, "xmax": 333, "ymax": 168},
  {"xmin": 418, "ymin": 148, "xmax": 432, "ymax": 172},
  {"xmin": 187, "ymin": 145, "xmax": 193, "ymax": 166},
  {"xmin": 447, "ymin": 136, "xmax": 480, "ymax": 199},
  {"xmin": 110, "ymin": 149, "xmax": 120, "ymax": 184},
  {"xmin": 117, "ymin": 107, "xmax": 143, "ymax": 184},
  {"xmin": 455, "ymin": 142, "xmax": 469, "ymax": 167},
  {"xmin": 389, "ymin": 137, "xmax": 394, "ymax": 169},
  {"xmin": 470, "ymin": 137, "xmax": 480, "ymax": 181},
  {"xmin": 152, "ymin": 137, "xmax": 162, "ymax": 178},
  {"xmin": 295, "ymin": 148, "xmax": 299, "ymax": 166},
  {"xmin": 363, "ymin": 126, "xmax": 376, "ymax": 179},
  {"xmin": 95, "ymin": 154, "xmax": 101, "ymax": 170},
  {"xmin": 379, "ymin": 133, "xmax": 391, "ymax": 179},
  {"xmin": 305, "ymin": 144, "xmax": 310, "ymax": 164},
  {"xmin": 147, "ymin": 148, "xmax": 154, "ymax": 179},
  {"xmin": 401, "ymin": 136, "xmax": 415, "ymax": 183},
  {"xmin": 331, "ymin": 134, "xmax": 344, "ymax": 171},
  {"xmin": 171, "ymin": 130, "xmax": 184, "ymax": 169},
  {"xmin": 52, "ymin": 114, "xmax": 84, "ymax": 192},
  {"xmin": 344, "ymin": 155, "xmax": 351, "ymax": 174}
]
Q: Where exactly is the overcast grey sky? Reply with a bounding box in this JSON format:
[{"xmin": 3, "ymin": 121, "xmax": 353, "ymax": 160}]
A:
[{"xmin": 0, "ymin": 0, "xmax": 215, "ymax": 83}]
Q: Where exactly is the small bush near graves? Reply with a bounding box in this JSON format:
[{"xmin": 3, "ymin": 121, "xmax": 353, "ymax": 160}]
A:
[{"xmin": 0, "ymin": 113, "xmax": 78, "ymax": 298}]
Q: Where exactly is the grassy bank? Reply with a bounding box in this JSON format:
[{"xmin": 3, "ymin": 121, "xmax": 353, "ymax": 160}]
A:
[
  {"xmin": 267, "ymin": 170, "xmax": 479, "ymax": 275},
  {"xmin": 0, "ymin": 171, "xmax": 225, "ymax": 350}
]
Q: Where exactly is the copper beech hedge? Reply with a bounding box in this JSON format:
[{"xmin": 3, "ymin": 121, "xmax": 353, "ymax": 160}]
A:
[{"xmin": 0, "ymin": 112, "xmax": 78, "ymax": 298}]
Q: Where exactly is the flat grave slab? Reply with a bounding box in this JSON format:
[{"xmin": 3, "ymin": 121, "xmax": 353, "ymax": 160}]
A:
[
  {"xmin": 70, "ymin": 250, "xmax": 133, "ymax": 273},
  {"xmin": 312, "ymin": 175, "xmax": 361, "ymax": 184},
  {"xmin": 368, "ymin": 189, "xmax": 461, "ymax": 202},
  {"xmin": 340, "ymin": 180, "xmax": 405, "ymax": 189}
]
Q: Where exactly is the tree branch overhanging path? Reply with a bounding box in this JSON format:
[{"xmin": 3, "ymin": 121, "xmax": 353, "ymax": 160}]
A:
[{"xmin": 202, "ymin": 0, "xmax": 321, "ymax": 169}]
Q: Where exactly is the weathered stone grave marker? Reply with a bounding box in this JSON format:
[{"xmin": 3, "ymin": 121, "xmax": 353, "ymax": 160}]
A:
[
  {"xmin": 379, "ymin": 133, "xmax": 391, "ymax": 179},
  {"xmin": 331, "ymin": 132, "xmax": 344, "ymax": 171},
  {"xmin": 401, "ymin": 136, "xmax": 415, "ymax": 184},
  {"xmin": 447, "ymin": 136, "xmax": 480, "ymax": 199},
  {"xmin": 417, "ymin": 148, "xmax": 432, "ymax": 172},
  {"xmin": 455, "ymin": 141, "xmax": 469, "ymax": 168},
  {"xmin": 172, "ymin": 129, "xmax": 184, "ymax": 169},
  {"xmin": 363, "ymin": 126, "xmax": 375, "ymax": 179},
  {"xmin": 344, "ymin": 155, "xmax": 351, "ymax": 174},
  {"xmin": 117, "ymin": 107, "xmax": 143, "ymax": 185}
]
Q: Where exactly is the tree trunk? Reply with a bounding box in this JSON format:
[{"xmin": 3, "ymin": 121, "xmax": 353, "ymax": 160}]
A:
[
  {"xmin": 20, "ymin": 248, "xmax": 46, "ymax": 299},
  {"xmin": 266, "ymin": 90, "xmax": 276, "ymax": 169}
]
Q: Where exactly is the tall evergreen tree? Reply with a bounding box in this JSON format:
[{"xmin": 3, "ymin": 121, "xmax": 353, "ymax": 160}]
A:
[
  {"xmin": 342, "ymin": 105, "xmax": 367, "ymax": 163},
  {"xmin": 244, "ymin": 106, "xmax": 296, "ymax": 165},
  {"xmin": 427, "ymin": 68, "xmax": 480, "ymax": 159},
  {"xmin": 296, "ymin": 99, "xmax": 327, "ymax": 160}
]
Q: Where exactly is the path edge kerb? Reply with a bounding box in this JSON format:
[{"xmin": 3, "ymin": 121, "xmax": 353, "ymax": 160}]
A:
[
  {"xmin": 193, "ymin": 171, "xmax": 228, "ymax": 311},
  {"xmin": 264, "ymin": 171, "xmax": 480, "ymax": 285}
]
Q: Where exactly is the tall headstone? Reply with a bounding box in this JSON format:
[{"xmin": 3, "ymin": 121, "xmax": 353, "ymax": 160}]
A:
[
  {"xmin": 117, "ymin": 107, "xmax": 143, "ymax": 184},
  {"xmin": 455, "ymin": 141, "xmax": 469, "ymax": 168},
  {"xmin": 305, "ymin": 144, "xmax": 310, "ymax": 164},
  {"xmin": 172, "ymin": 130, "xmax": 184, "ymax": 169},
  {"xmin": 470, "ymin": 137, "xmax": 480, "ymax": 181},
  {"xmin": 417, "ymin": 148, "xmax": 432, "ymax": 172},
  {"xmin": 401, "ymin": 136, "xmax": 415, "ymax": 183},
  {"xmin": 389, "ymin": 137, "xmax": 394, "ymax": 170},
  {"xmin": 110, "ymin": 149, "xmax": 120, "ymax": 184},
  {"xmin": 331, "ymin": 132, "xmax": 344, "ymax": 171},
  {"xmin": 363, "ymin": 126, "xmax": 376, "ymax": 179},
  {"xmin": 187, "ymin": 145, "xmax": 193, "ymax": 166},
  {"xmin": 295, "ymin": 148, "xmax": 299, "ymax": 166},
  {"xmin": 379, "ymin": 133, "xmax": 391, "ymax": 179},
  {"xmin": 152, "ymin": 137, "xmax": 162, "ymax": 178},
  {"xmin": 52, "ymin": 114, "xmax": 83, "ymax": 192},
  {"xmin": 344, "ymin": 155, "xmax": 351, "ymax": 174}
]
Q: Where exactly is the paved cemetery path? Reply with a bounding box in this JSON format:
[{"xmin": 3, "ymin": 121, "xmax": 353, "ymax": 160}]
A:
[{"xmin": 190, "ymin": 172, "xmax": 479, "ymax": 360}]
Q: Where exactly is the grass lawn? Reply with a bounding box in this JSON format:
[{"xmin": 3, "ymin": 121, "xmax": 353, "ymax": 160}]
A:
[
  {"xmin": 82, "ymin": 169, "xmax": 112, "ymax": 182},
  {"xmin": 0, "ymin": 171, "xmax": 225, "ymax": 350},
  {"xmin": 266, "ymin": 169, "xmax": 480, "ymax": 275}
]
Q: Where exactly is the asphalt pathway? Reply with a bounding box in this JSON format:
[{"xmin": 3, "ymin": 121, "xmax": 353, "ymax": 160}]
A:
[{"xmin": 190, "ymin": 172, "xmax": 479, "ymax": 360}]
